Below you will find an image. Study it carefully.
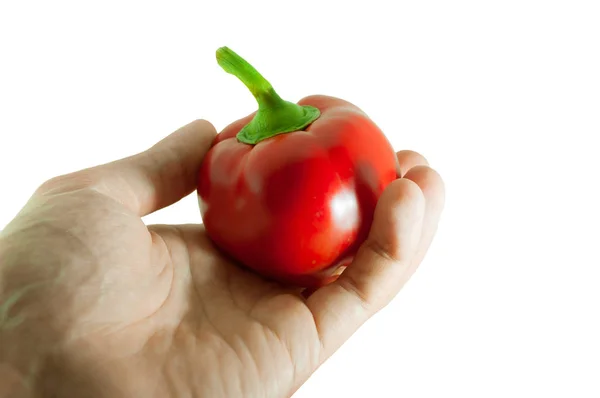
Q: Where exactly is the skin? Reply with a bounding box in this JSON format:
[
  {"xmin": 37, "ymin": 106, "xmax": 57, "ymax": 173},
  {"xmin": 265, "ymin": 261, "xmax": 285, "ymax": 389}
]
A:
[{"xmin": 0, "ymin": 120, "xmax": 445, "ymax": 398}]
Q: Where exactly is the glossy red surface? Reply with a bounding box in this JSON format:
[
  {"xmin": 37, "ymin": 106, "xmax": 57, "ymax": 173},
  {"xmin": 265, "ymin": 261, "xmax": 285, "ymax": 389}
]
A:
[{"xmin": 197, "ymin": 95, "xmax": 398, "ymax": 288}]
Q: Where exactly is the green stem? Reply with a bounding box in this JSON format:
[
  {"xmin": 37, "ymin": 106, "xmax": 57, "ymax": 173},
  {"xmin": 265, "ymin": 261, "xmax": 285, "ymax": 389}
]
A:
[{"xmin": 216, "ymin": 47, "xmax": 320, "ymax": 145}]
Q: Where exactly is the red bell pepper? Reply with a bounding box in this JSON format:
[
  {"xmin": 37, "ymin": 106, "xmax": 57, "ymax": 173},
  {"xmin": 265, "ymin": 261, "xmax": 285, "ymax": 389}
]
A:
[{"xmin": 197, "ymin": 47, "xmax": 399, "ymax": 288}]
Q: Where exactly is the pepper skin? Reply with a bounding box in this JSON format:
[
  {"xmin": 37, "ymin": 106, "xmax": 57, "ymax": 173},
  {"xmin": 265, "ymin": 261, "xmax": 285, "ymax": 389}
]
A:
[{"xmin": 197, "ymin": 48, "xmax": 398, "ymax": 288}]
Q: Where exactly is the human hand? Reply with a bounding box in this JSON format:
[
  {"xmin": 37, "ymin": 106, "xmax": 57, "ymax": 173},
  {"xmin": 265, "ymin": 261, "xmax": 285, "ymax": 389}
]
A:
[{"xmin": 0, "ymin": 120, "xmax": 444, "ymax": 398}]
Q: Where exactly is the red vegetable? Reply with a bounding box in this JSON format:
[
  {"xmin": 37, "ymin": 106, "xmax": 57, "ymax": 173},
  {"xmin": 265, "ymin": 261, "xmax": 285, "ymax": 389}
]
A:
[{"xmin": 197, "ymin": 47, "xmax": 398, "ymax": 288}]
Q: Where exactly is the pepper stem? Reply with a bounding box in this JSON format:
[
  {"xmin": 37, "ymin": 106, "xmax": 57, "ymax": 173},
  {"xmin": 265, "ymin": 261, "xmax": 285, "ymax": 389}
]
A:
[{"xmin": 216, "ymin": 47, "xmax": 320, "ymax": 145}]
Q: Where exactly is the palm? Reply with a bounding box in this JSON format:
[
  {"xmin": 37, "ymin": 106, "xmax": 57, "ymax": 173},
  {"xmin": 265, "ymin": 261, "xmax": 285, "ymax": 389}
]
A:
[
  {"xmin": 148, "ymin": 224, "xmax": 320, "ymax": 397},
  {"xmin": 1, "ymin": 192, "xmax": 316, "ymax": 396}
]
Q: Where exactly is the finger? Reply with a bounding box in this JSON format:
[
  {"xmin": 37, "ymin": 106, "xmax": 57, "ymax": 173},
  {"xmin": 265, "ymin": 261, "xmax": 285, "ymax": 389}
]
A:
[
  {"xmin": 403, "ymin": 166, "xmax": 445, "ymax": 268},
  {"xmin": 37, "ymin": 120, "xmax": 217, "ymax": 216},
  {"xmin": 112, "ymin": 119, "xmax": 217, "ymax": 215},
  {"xmin": 307, "ymin": 178, "xmax": 426, "ymax": 359},
  {"xmin": 302, "ymin": 164, "xmax": 445, "ymax": 300},
  {"xmin": 396, "ymin": 150, "xmax": 428, "ymax": 177}
]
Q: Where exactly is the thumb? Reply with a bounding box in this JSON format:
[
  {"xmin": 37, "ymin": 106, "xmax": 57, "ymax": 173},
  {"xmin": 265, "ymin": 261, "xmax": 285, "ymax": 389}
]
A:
[
  {"xmin": 114, "ymin": 119, "xmax": 218, "ymax": 215},
  {"xmin": 36, "ymin": 119, "xmax": 217, "ymax": 216}
]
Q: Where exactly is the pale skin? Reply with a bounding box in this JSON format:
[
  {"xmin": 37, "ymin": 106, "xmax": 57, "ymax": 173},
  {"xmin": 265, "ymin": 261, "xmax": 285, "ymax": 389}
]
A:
[{"xmin": 0, "ymin": 120, "xmax": 445, "ymax": 398}]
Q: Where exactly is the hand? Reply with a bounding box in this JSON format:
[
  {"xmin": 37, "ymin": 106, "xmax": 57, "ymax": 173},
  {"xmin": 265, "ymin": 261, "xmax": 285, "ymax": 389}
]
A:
[{"xmin": 0, "ymin": 120, "xmax": 445, "ymax": 398}]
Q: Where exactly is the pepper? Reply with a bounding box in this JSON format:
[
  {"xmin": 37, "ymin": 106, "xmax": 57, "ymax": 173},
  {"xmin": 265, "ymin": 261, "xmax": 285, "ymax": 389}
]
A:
[{"xmin": 197, "ymin": 47, "xmax": 399, "ymax": 288}]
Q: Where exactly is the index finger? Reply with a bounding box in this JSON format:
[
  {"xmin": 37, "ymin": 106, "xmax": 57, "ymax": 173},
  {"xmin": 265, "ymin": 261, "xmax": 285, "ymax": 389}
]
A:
[
  {"xmin": 307, "ymin": 155, "xmax": 444, "ymax": 361},
  {"xmin": 306, "ymin": 178, "xmax": 426, "ymax": 359}
]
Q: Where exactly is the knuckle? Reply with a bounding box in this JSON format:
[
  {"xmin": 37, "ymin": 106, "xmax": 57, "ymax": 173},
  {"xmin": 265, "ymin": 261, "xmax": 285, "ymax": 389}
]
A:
[
  {"xmin": 36, "ymin": 170, "xmax": 101, "ymax": 196},
  {"xmin": 336, "ymin": 273, "xmax": 371, "ymax": 310},
  {"xmin": 364, "ymin": 238, "xmax": 400, "ymax": 264}
]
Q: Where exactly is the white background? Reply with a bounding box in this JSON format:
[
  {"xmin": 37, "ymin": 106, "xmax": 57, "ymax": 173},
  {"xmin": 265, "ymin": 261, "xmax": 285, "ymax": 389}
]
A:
[{"xmin": 1, "ymin": 1, "xmax": 599, "ymax": 396}]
